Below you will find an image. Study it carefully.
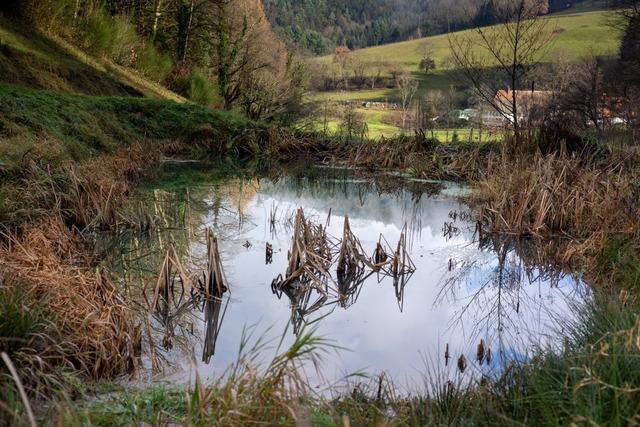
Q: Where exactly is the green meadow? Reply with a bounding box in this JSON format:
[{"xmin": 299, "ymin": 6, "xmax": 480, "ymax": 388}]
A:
[{"xmin": 307, "ymin": 8, "xmax": 621, "ymax": 139}]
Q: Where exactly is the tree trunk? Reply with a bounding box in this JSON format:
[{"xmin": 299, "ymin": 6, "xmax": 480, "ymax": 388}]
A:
[{"xmin": 152, "ymin": 0, "xmax": 163, "ymax": 41}]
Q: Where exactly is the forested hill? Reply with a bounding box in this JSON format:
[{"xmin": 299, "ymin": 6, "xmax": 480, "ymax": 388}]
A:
[{"xmin": 265, "ymin": 0, "xmax": 594, "ymax": 54}]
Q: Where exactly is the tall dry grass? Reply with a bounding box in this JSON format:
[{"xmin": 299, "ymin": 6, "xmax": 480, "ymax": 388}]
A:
[
  {"xmin": 0, "ymin": 218, "xmax": 138, "ymax": 380},
  {"xmin": 471, "ymin": 151, "xmax": 640, "ymax": 267},
  {"xmin": 0, "ymin": 143, "xmax": 169, "ymax": 404},
  {"xmin": 266, "ymin": 128, "xmax": 500, "ymax": 181}
]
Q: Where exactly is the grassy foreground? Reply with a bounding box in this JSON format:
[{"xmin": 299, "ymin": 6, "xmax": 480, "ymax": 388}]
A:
[{"xmin": 56, "ymin": 293, "xmax": 640, "ymax": 426}]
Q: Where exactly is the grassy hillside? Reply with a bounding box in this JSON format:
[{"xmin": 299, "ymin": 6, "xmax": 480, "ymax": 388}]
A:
[
  {"xmin": 311, "ymin": 9, "xmax": 620, "ymax": 102},
  {"xmin": 0, "ymin": 85, "xmax": 252, "ymax": 170},
  {"xmin": 0, "ymin": 17, "xmax": 255, "ymax": 215},
  {"xmin": 306, "ymin": 9, "xmax": 622, "ymax": 140},
  {"xmin": 0, "ymin": 15, "xmax": 184, "ymax": 101}
]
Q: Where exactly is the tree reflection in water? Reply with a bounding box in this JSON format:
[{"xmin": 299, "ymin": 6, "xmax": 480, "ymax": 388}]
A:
[{"xmin": 435, "ymin": 232, "xmax": 588, "ymax": 367}]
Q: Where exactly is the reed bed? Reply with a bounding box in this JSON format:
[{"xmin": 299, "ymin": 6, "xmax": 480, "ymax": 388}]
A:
[
  {"xmin": 346, "ymin": 132, "xmax": 498, "ymax": 181},
  {"xmin": 471, "ymin": 152, "xmax": 640, "ymax": 268},
  {"xmin": 0, "ymin": 142, "xmax": 176, "ymax": 230},
  {"xmin": 264, "ymin": 128, "xmax": 499, "ymax": 181}
]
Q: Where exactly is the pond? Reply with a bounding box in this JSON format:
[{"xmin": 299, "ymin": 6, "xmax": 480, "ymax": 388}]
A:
[{"xmin": 100, "ymin": 162, "xmax": 590, "ymax": 389}]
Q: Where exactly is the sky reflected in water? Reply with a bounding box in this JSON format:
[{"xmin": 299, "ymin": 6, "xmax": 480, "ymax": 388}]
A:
[{"xmin": 104, "ymin": 165, "xmax": 590, "ymax": 388}]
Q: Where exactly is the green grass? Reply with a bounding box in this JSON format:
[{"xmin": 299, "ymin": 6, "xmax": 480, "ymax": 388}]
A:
[
  {"xmin": 310, "ymin": 9, "xmax": 621, "ymax": 104},
  {"xmin": 430, "ymin": 128, "xmax": 504, "ymax": 143},
  {"xmin": 309, "ymin": 107, "xmax": 400, "ymax": 139},
  {"xmin": 0, "ymin": 84, "xmax": 262, "ymax": 224},
  {"xmin": 0, "ymin": 84, "xmax": 253, "ymax": 168},
  {"xmin": 67, "ymin": 386, "xmax": 187, "ymax": 426},
  {"xmin": 63, "ymin": 286, "xmax": 640, "ymax": 426},
  {"xmin": 307, "ymin": 105, "xmax": 506, "ymax": 142},
  {"xmin": 0, "ymin": 288, "xmax": 49, "ymax": 356}
]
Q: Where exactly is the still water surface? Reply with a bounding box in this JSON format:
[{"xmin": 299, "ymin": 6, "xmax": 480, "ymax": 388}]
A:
[{"xmin": 103, "ymin": 164, "xmax": 589, "ymax": 387}]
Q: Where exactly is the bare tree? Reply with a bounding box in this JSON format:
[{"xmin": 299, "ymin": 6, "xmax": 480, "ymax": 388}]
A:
[
  {"xmin": 333, "ymin": 45, "xmax": 352, "ymax": 89},
  {"xmin": 350, "ymin": 57, "xmax": 367, "ymax": 88},
  {"xmin": 560, "ymin": 57, "xmax": 606, "ymax": 130},
  {"xmin": 369, "ymin": 59, "xmax": 384, "ymax": 89},
  {"xmin": 339, "ymin": 104, "xmax": 368, "ymax": 141},
  {"xmin": 422, "ymin": 90, "xmax": 446, "ymax": 136},
  {"xmin": 449, "ymin": 0, "xmax": 553, "ymax": 137},
  {"xmin": 386, "ymin": 60, "xmax": 404, "ymax": 86},
  {"xmin": 398, "ymin": 74, "xmax": 419, "ymax": 129},
  {"xmin": 418, "ymin": 41, "xmax": 437, "ymax": 74},
  {"xmin": 608, "ymin": 1, "xmax": 640, "ymax": 141}
]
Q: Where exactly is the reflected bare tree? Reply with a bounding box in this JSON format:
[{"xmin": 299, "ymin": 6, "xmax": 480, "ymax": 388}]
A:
[{"xmin": 435, "ymin": 233, "xmax": 587, "ymax": 365}]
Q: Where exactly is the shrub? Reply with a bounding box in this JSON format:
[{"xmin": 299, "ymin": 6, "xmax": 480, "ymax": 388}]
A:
[
  {"xmin": 3, "ymin": 0, "xmax": 75, "ymax": 33},
  {"xmin": 188, "ymin": 69, "xmax": 218, "ymax": 107},
  {"xmin": 135, "ymin": 42, "xmax": 173, "ymax": 83},
  {"xmin": 84, "ymin": 12, "xmax": 138, "ymax": 64}
]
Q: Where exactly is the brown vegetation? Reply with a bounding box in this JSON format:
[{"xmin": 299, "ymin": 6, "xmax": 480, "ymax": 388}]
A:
[
  {"xmin": 471, "ymin": 150, "xmax": 640, "ymax": 268},
  {"xmin": 0, "ymin": 218, "xmax": 137, "ymax": 382},
  {"xmin": 1, "ymin": 141, "xmax": 172, "ymax": 229},
  {"xmin": 0, "ymin": 142, "xmax": 180, "ymax": 397}
]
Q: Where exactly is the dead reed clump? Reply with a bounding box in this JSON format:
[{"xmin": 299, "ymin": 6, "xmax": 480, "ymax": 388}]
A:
[
  {"xmin": 142, "ymin": 229, "xmax": 230, "ymax": 367},
  {"xmin": 470, "ymin": 152, "xmax": 640, "ymax": 265},
  {"xmin": 0, "ymin": 218, "xmax": 138, "ymax": 382},
  {"xmin": 265, "ymin": 126, "xmax": 340, "ymax": 161},
  {"xmin": 146, "ymin": 243, "xmax": 195, "ymax": 354},
  {"xmin": 272, "ymin": 209, "xmax": 418, "ymax": 330},
  {"xmin": 336, "ymin": 216, "xmax": 368, "ymax": 283},
  {"xmin": 271, "ymin": 209, "xmax": 335, "ymax": 333},
  {"xmin": 61, "ymin": 143, "xmax": 166, "ymax": 230},
  {"xmin": 272, "ymin": 208, "xmax": 334, "ymax": 293},
  {"xmin": 200, "ymin": 230, "xmax": 230, "ymax": 363}
]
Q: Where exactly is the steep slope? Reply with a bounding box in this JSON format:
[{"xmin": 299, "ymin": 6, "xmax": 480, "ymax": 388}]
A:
[{"xmin": 0, "ymin": 15, "xmax": 184, "ymax": 101}]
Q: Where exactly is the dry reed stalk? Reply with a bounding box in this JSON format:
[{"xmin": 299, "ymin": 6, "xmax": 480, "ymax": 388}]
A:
[
  {"xmin": 272, "ymin": 208, "xmax": 334, "ymax": 294},
  {"xmin": 266, "ymin": 242, "xmax": 274, "ymax": 265},
  {"xmin": 470, "ymin": 152, "xmax": 640, "ymax": 266},
  {"xmin": 2, "ymin": 142, "xmax": 175, "ymax": 232},
  {"xmin": 271, "ymin": 209, "xmax": 341, "ymax": 333},
  {"xmin": 272, "ymin": 209, "xmax": 419, "ymax": 330},
  {"xmin": 336, "ymin": 216, "xmax": 367, "ymax": 282},
  {"xmin": 148, "ymin": 243, "xmax": 193, "ymax": 317},
  {"xmin": 370, "ymin": 227, "xmax": 416, "ymax": 277},
  {"xmin": 201, "ymin": 229, "xmax": 230, "ymax": 363}
]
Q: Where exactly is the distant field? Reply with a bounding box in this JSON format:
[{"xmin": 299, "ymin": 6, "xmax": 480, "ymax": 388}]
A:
[
  {"xmin": 308, "ymin": 107, "xmax": 505, "ymax": 142},
  {"xmin": 310, "ymin": 108, "xmax": 400, "ymax": 139},
  {"xmin": 305, "ymin": 8, "xmax": 621, "ymax": 142},
  {"xmin": 309, "ymin": 9, "xmax": 620, "ymax": 103}
]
